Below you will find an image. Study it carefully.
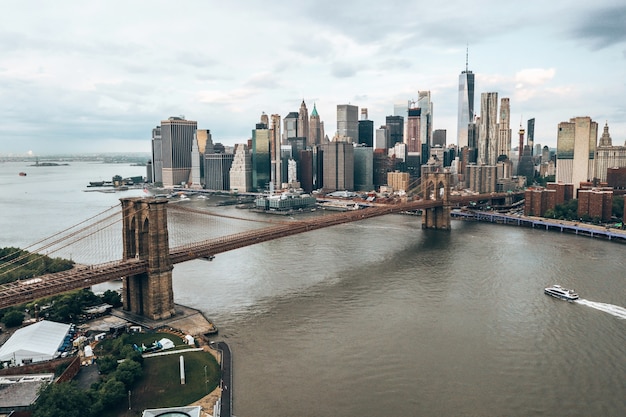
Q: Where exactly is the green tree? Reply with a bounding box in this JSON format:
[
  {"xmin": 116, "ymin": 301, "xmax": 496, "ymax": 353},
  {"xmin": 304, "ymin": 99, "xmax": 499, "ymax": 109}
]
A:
[
  {"xmin": 101, "ymin": 289, "xmax": 122, "ymax": 307},
  {"xmin": 32, "ymin": 382, "xmax": 94, "ymax": 417},
  {"xmin": 114, "ymin": 359, "xmax": 143, "ymax": 389},
  {"xmin": 98, "ymin": 378, "xmax": 127, "ymax": 407},
  {"xmin": 96, "ymin": 355, "xmax": 118, "ymax": 375},
  {"xmin": 1, "ymin": 310, "xmax": 24, "ymax": 327}
]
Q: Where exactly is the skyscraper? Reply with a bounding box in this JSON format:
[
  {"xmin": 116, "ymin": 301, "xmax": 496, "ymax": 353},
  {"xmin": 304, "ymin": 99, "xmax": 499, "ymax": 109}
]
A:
[
  {"xmin": 321, "ymin": 141, "xmax": 354, "ymax": 191},
  {"xmin": 358, "ymin": 108, "xmax": 374, "ymax": 147},
  {"xmin": 418, "ymin": 91, "xmax": 432, "ymax": 147},
  {"xmin": 283, "ymin": 112, "xmax": 298, "ymax": 144},
  {"xmin": 478, "ymin": 92, "xmax": 498, "ymax": 166},
  {"xmin": 406, "ymin": 105, "xmax": 421, "ymax": 153},
  {"xmin": 309, "ymin": 104, "xmax": 322, "ymax": 146},
  {"xmin": 337, "ymin": 104, "xmax": 358, "ymax": 143},
  {"xmin": 270, "ymin": 114, "xmax": 282, "ymax": 188},
  {"xmin": 385, "ymin": 115, "xmax": 404, "ymax": 146},
  {"xmin": 252, "ymin": 118, "xmax": 271, "ymax": 191},
  {"xmin": 457, "ymin": 51, "xmax": 475, "ymax": 149},
  {"xmin": 497, "ymin": 97, "xmax": 511, "ymax": 160},
  {"xmin": 297, "ymin": 100, "xmax": 310, "ymax": 146},
  {"xmin": 527, "ymin": 118, "xmax": 535, "ymax": 155},
  {"xmin": 229, "ymin": 144, "xmax": 252, "ymax": 192},
  {"xmin": 556, "ymin": 116, "xmax": 598, "ymax": 191},
  {"xmin": 156, "ymin": 116, "xmax": 198, "ymax": 187}
]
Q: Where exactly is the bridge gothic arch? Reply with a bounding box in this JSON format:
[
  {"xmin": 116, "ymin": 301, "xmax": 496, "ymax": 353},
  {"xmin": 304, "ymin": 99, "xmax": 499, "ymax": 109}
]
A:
[
  {"xmin": 121, "ymin": 197, "xmax": 175, "ymax": 320},
  {"xmin": 421, "ymin": 170, "xmax": 451, "ymax": 230}
]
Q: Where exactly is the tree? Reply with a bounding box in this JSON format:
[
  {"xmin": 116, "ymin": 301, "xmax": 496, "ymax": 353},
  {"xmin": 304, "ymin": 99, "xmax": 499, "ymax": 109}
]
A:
[
  {"xmin": 98, "ymin": 378, "xmax": 126, "ymax": 407},
  {"xmin": 101, "ymin": 289, "xmax": 122, "ymax": 307},
  {"xmin": 1, "ymin": 310, "xmax": 24, "ymax": 327},
  {"xmin": 32, "ymin": 382, "xmax": 94, "ymax": 417},
  {"xmin": 114, "ymin": 359, "xmax": 143, "ymax": 389},
  {"xmin": 96, "ymin": 355, "xmax": 118, "ymax": 375}
]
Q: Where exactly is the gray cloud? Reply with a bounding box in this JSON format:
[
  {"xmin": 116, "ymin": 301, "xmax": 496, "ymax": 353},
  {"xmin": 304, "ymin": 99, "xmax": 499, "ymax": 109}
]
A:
[
  {"xmin": 570, "ymin": 5, "xmax": 626, "ymax": 49},
  {"xmin": 331, "ymin": 62, "xmax": 359, "ymax": 78}
]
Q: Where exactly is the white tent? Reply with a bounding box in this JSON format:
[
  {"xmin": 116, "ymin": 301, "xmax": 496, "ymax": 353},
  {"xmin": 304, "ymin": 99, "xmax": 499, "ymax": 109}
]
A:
[{"xmin": 0, "ymin": 321, "xmax": 71, "ymax": 365}]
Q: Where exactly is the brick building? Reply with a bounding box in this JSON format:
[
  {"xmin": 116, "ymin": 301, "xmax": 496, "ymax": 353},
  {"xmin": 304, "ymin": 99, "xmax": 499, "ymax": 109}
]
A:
[
  {"xmin": 577, "ymin": 189, "xmax": 613, "ymax": 222},
  {"xmin": 524, "ymin": 187, "xmax": 557, "ymax": 216}
]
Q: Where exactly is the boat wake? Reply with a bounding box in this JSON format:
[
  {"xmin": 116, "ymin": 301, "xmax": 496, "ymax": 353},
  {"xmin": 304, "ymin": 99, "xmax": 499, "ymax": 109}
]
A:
[{"xmin": 575, "ymin": 299, "xmax": 626, "ymax": 320}]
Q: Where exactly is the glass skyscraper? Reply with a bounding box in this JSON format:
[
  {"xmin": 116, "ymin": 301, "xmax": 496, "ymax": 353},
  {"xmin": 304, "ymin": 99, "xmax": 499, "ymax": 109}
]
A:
[{"xmin": 457, "ymin": 65, "xmax": 475, "ymax": 149}]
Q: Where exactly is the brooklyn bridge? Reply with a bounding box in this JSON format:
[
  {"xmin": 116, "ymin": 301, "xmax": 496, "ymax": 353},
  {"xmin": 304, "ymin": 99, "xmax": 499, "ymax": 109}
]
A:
[{"xmin": 0, "ymin": 172, "xmax": 521, "ymax": 318}]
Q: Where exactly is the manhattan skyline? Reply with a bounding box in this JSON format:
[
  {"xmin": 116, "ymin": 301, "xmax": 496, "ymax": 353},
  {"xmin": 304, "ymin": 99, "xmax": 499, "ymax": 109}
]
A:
[{"xmin": 0, "ymin": 0, "xmax": 624, "ymax": 155}]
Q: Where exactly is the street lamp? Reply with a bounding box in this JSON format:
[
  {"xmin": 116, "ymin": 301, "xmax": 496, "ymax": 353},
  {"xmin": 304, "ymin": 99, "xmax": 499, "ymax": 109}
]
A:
[{"xmin": 204, "ymin": 365, "xmax": 208, "ymax": 393}]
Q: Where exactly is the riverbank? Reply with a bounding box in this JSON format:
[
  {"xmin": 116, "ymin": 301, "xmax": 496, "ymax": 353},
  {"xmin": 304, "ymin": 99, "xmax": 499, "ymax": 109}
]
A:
[{"xmin": 451, "ymin": 210, "xmax": 626, "ymax": 243}]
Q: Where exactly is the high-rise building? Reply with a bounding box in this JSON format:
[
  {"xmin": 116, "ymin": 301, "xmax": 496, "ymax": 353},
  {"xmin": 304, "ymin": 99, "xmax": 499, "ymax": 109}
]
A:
[
  {"xmin": 337, "ymin": 104, "xmax": 359, "ymax": 143},
  {"xmin": 478, "ymin": 92, "xmax": 499, "ymax": 166},
  {"xmin": 229, "ymin": 144, "xmax": 252, "ymax": 192},
  {"xmin": 270, "ymin": 114, "xmax": 282, "ymax": 188},
  {"xmin": 151, "ymin": 125, "xmax": 162, "ymax": 184},
  {"xmin": 433, "ymin": 129, "xmax": 446, "ymax": 147},
  {"xmin": 457, "ymin": 52, "xmax": 475, "ymax": 149},
  {"xmin": 375, "ymin": 126, "xmax": 389, "ymax": 150},
  {"xmin": 358, "ymin": 108, "xmax": 374, "ymax": 147},
  {"xmin": 298, "ymin": 100, "xmax": 310, "ymax": 146},
  {"xmin": 190, "ymin": 133, "xmax": 201, "ymax": 188},
  {"xmin": 527, "ymin": 118, "xmax": 535, "ymax": 155},
  {"xmin": 321, "ymin": 141, "xmax": 354, "ymax": 191},
  {"xmin": 595, "ymin": 122, "xmax": 626, "ymax": 182},
  {"xmin": 156, "ymin": 116, "xmax": 198, "ymax": 187},
  {"xmin": 556, "ymin": 116, "xmax": 598, "ymax": 191},
  {"xmin": 309, "ymin": 104, "xmax": 322, "ymax": 146},
  {"xmin": 386, "ymin": 115, "xmax": 404, "ymax": 146},
  {"xmin": 418, "ymin": 91, "xmax": 432, "ymax": 148},
  {"xmin": 204, "ymin": 153, "xmax": 234, "ymax": 191},
  {"xmin": 252, "ymin": 119, "xmax": 271, "ymax": 191},
  {"xmin": 497, "ymin": 98, "xmax": 511, "ymax": 160},
  {"xmin": 353, "ymin": 146, "xmax": 374, "ymax": 191},
  {"xmin": 283, "ymin": 112, "xmax": 298, "ymax": 144},
  {"xmin": 406, "ymin": 105, "xmax": 421, "ymax": 153}
]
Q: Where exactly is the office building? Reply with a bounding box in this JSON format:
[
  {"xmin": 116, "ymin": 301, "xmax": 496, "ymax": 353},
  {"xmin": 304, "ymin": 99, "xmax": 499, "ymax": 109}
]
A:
[
  {"xmin": 204, "ymin": 153, "xmax": 234, "ymax": 191},
  {"xmin": 229, "ymin": 144, "xmax": 252, "ymax": 192},
  {"xmin": 556, "ymin": 116, "xmax": 598, "ymax": 191},
  {"xmin": 337, "ymin": 104, "xmax": 359, "ymax": 143},
  {"xmin": 386, "ymin": 115, "xmax": 404, "ymax": 146},
  {"xmin": 358, "ymin": 108, "xmax": 374, "ymax": 147},
  {"xmin": 321, "ymin": 141, "xmax": 354, "ymax": 191},
  {"xmin": 497, "ymin": 98, "xmax": 511, "ymax": 160},
  {"xmin": 375, "ymin": 126, "xmax": 389, "ymax": 149},
  {"xmin": 527, "ymin": 118, "xmax": 535, "ymax": 155},
  {"xmin": 270, "ymin": 114, "xmax": 282, "ymax": 188},
  {"xmin": 298, "ymin": 100, "xmax": 310, "ymax": 146},
  {"xmin": 353, "ymin": 146, "xmax": 374, "ymax": 191},
  {"xmin": 406, "ymin": 106, "xmax": 421, "ymax": 153},
  {"xmin": 457, "ymin": 52, "xmax": 475, "ymax": 149},
  {"xmin": 283, "ymin": 112, "xmax": 298, "ymax": 144},
  {"xmin": 151, "ymin": 125, "xmax": 162, "ymax": 184},
  {"xmin": 433, "ymin": 129, "xmax": 446, "ymax": 147},
  {"xmin": 595, "ymin": 122, "xmax": 626, "ymax": 182},
  {"xmin": 309, "ymin": 104, "xmax": 323, "ymax": 146},
  {"xmin": 252, "ymin": 120, "xmax": 271, "ymax": 191},
  {"xmin": 478, "ymin": 92, "xmax": 499, "ymax": 166},
  {"xmin": 418, "ymin": 91, "xmax": 432, "ymax": 147},
  {"xmin": 154, "ymin": 116, "xmax": 198, "ymax": 187}
]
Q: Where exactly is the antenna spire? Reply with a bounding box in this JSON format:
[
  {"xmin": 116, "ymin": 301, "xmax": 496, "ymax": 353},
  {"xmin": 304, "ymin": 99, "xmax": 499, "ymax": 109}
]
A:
[{"xmin": 465, "ymin": 43, "xmax": 469, "ymax": 72}]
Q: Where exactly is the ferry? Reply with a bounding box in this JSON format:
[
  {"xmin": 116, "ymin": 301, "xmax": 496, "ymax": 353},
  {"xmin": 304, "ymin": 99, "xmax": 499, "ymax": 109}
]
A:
[{"xmin": 544, "ymin": 285, "xmax": 579, "ymax": 301}]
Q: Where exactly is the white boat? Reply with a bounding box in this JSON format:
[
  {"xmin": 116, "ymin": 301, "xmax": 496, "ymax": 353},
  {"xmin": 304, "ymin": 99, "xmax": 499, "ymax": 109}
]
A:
[{"xmin": 544, "ymin": 284, "xmax": 579, "ymax": 301}]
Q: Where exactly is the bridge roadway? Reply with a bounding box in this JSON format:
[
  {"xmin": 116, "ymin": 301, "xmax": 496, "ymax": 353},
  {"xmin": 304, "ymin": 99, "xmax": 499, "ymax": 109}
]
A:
[{"xmin": 0, "ymin": 192, "xmax": 514, "ymax": 310}]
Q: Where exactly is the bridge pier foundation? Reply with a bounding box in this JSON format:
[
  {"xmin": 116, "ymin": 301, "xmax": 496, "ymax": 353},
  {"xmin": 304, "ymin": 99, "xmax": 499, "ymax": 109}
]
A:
[{"xmin": 121, "ymin": 197, "xmax": 175, "ymax": 320}]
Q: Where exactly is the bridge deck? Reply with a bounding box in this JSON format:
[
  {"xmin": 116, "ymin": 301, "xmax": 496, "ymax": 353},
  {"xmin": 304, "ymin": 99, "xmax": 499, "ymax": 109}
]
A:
[{"xmin": 0, "ymin": 192, "xmax": 517, "ymax": 310}]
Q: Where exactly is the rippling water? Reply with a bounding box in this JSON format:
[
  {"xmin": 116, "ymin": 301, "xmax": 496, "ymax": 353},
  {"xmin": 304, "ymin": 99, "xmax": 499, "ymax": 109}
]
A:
[{"xmin": 1, "ymin": 161, "xmax": 625, "ymax": 416}]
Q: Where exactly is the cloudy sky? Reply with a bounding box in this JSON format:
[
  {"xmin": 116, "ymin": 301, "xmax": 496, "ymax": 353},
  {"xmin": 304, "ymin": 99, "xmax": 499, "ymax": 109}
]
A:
[{"xmin": 1, "ymin": 0, "xmax": 625, "ymax": 155}]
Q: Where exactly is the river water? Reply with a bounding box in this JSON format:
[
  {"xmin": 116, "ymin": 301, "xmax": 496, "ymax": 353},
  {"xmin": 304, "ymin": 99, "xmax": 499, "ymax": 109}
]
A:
[{"xmin": 1, "ymin": 161, "xmax": 624, "ymax": 416}]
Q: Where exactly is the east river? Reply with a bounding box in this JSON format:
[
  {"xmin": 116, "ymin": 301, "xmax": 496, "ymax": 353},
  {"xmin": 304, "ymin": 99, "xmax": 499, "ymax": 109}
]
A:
[{"xmin": 1, "ymin": 160, "xmax": 624, "ymax": 416}]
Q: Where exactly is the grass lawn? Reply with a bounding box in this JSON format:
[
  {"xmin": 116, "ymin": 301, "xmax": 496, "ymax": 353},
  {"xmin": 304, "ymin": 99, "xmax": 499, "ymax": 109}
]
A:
[{"xmin": 94, "ymin": 332, "xmax": 221, "ymax": 416}]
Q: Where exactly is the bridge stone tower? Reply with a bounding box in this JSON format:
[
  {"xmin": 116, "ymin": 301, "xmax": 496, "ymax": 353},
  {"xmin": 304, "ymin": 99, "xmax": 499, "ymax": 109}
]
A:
[
  {"xmin": 120, "ymin": 197, "xmax": 175, "ymax": 320},
  {"xmin": 421, "ymin": 170, "xmax": 451, "ymax": 230}
]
